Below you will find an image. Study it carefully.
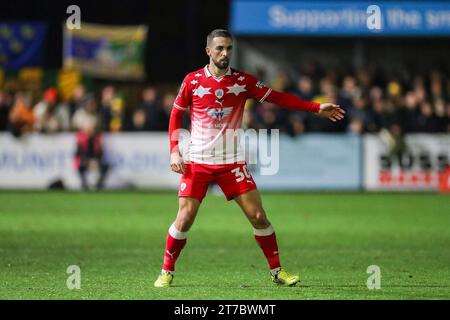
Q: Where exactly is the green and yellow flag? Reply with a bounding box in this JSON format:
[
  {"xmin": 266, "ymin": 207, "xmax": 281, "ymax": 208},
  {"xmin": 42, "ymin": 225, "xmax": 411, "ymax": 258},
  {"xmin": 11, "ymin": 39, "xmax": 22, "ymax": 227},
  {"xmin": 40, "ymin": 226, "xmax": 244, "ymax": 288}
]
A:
[{"xmin": 63, "ymin": 23, "xmax": 147, "ymax": 80}]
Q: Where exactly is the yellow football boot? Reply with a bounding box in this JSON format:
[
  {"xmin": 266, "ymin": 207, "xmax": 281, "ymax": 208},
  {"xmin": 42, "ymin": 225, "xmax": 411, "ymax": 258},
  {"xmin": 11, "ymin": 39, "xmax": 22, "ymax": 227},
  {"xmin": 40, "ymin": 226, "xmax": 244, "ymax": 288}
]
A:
[
  {"xmin": 271, "ymin": 269, "xmax": 301, "ymax": 286},
  {"xmin": 154, "ymin": 271, "xmax": 173, "ymax": 288}
]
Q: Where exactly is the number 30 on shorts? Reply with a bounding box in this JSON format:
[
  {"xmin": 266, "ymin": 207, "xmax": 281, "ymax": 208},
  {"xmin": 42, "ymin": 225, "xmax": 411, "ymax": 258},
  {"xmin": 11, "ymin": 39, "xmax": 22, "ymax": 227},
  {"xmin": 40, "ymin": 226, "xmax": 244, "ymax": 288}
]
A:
[{"xmin": 231, "ymin": 165, "xmax": 251, "ymax": 182}]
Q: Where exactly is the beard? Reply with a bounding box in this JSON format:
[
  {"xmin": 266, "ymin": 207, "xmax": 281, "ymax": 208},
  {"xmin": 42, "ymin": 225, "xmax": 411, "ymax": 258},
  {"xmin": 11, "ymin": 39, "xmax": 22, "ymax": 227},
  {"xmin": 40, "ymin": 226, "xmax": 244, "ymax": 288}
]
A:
[{"xmin": 213, "ymin": 58, "xmax": 229, "ymax": 70}]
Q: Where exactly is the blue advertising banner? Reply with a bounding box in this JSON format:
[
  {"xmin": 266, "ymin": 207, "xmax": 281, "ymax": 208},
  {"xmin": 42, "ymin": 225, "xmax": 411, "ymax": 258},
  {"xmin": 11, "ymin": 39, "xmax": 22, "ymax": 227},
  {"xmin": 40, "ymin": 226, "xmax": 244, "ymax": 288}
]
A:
[
  {"xmin": 0, "ymin": 22, "xmax": 47, "ymax": 70},
  {"xmin": 231, "ymin": 1, "xmax": 450, "ymax": 36}
]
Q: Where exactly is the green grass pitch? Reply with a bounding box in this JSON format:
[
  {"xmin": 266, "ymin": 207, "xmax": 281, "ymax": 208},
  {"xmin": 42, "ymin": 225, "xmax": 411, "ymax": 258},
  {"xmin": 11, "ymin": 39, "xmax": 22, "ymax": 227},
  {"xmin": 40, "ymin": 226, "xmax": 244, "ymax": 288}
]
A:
[{"xmin": 0, "ymin": 191, "xmax": 449, "ymax": 300}]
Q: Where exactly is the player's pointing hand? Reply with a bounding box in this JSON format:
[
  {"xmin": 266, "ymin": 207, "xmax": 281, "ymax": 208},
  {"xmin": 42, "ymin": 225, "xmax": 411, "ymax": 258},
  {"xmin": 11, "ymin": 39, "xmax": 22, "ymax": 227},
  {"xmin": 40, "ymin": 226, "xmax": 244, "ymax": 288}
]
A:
[
  {"xmin": 170, "ymin": 151, "xmax": 185, "ymax": 174},
  {"xmin": 317, "ymin": 103, "xmax": 346, "ymax": 122}
]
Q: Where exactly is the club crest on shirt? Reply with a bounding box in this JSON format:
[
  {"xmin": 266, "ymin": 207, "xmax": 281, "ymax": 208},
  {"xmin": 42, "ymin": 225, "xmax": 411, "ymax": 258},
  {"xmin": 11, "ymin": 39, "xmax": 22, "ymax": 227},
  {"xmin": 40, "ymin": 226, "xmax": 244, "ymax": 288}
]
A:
[
  {"xmin": 215, "ymin": 89, "xmax": 224, "ymax": 99},
  {"xmin": 256, "ymin": 81, "xmax": 264, "ymax": 89}
]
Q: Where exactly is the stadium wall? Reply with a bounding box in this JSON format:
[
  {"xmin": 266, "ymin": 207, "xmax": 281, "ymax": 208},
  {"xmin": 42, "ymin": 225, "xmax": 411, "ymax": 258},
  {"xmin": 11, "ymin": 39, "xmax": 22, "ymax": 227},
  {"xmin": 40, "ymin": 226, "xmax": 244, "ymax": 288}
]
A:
[{"xmin": 0, "ymin": 133, "xmax": 448, "ymax": 191}]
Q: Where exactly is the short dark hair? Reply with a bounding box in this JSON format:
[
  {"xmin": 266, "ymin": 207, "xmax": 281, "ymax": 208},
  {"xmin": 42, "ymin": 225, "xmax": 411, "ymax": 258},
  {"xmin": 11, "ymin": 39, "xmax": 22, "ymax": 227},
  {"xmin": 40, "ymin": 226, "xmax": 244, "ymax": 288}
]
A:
[{"xmin": 206, "ymin": 29, "xmax": 232, "ymax": 46}]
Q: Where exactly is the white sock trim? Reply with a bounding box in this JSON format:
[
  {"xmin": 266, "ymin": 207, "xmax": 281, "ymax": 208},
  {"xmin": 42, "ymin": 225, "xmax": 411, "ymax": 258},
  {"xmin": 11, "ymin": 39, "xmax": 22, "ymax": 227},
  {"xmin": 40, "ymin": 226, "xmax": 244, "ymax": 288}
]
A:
[
  {"xmin": 168, "ymin": 223, "xmax": 187, "ymax": 240},
  {"xmin": 162, "ymin": 269, "xmax": 174, "ymax": 275},
  {"xmin": 253, "ymin": 224, "xmax": 274, "ymax": 236},
  {"xmin": 270, "ymin": 267, "xmax": 281, "ymax": 276}
]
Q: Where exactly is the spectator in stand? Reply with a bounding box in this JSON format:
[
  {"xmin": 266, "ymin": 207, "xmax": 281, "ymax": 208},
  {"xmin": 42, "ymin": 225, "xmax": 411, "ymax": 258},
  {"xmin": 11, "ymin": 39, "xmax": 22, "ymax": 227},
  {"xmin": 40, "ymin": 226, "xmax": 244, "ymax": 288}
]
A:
[
  {"xmin": 160, "ymin": 92, "xmax": 176, "ymax": 131},
  {"xmin": 99, "ymin": 85, "xmax": 115, "ymax": 132},
  {"xmin": 265, "ymin": 71, "xmax": 293, "ymax": 125},
  {"xmin": 271, "ymin": 70, "xmax": 295, "ymax": 92},
  {"xmin": 369, "ymin": 86, "xmax": 383, "ymax": 102},
  {"xmin": 0, "ymin": 90, "xmax": 13, "ymax": 131},
  {"xmin": 286, "ymin": 76, "xmax": 315, "ymax": 135},
  {"xmin": 306, "ymin": 80, "xmax": 342, "ymax": 132},
  {"xmin": 368, "ymin": 98, "xmax": 385, "ymax": 132},
  {"xmin": 397, "ymin": 91, "xmax": 419, "ymax": 133},
  {"xmin": 356, "ymin": 67, "xmax": 373, "ymax": 94},
  {"xmin": 68, "ymin": 85, "xmax": 88, "ymax": 117},
  {"xmin": 434, "ymin": 99, "xmax": 446, "ymax": 129},
  {"xmin": 140, "ymin": 86, "xmax": 167, "ymax": 131},
  {"xmin": 109, "ymin": 95, "xmax": 125, "ymax": 132},
  {"xmin": 430, "ymin": 70, "xmax": 443, "ymax": 102},
  {"xmin": 413, "ymin": 79, "xmax": 427, "ymax": 106},
  {"xmin": 8, "ymin": 92, "xmax": 35, "ymax": 137},
  {"xmin": 416, "ymin": 101, "xmax": 441, "ymax": 132},
  {"xmin": 72, "ymin": 97, "xmax": 99, "ymax": 132},
  {"xmin": 348, "ymin": 96, "xmax": 371, "ymax": 133},
  {"xmin": 129, "ymin": 108, "xmax": 148, "ymax": 131},
  {"xmin": 339, "ymin": 76, "xmax": 360, "ymax": 111},
  {"xmin": 33, "ymin": 88, "xmax": 70, "ymax": 133},
  {"xmin": 382, "ymin": 100, "xmax": 399, "ymax": 130},
  {"xmin": 293, "ymin": 76, "xmax": 315, "ymax": 101}
]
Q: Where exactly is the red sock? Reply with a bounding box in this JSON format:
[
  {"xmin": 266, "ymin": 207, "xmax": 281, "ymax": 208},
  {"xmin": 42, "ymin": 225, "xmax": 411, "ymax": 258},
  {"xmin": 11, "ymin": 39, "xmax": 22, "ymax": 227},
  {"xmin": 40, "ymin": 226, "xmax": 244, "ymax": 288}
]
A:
[
  {"xmin": 162, "ymin": 224, "xmax": 187, "ymax": 272},
  {"xmin": 254, "ymin": 226, "xmax": 281, "ymax": 271}
]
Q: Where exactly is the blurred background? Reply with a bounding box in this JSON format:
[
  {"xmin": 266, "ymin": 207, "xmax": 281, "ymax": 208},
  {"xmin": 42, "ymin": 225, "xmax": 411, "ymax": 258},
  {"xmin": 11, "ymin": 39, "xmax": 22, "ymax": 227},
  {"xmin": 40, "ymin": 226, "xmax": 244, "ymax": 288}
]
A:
[{"xmin": 0, "ymin": 0, "xmax": 449, "ymax": 192}]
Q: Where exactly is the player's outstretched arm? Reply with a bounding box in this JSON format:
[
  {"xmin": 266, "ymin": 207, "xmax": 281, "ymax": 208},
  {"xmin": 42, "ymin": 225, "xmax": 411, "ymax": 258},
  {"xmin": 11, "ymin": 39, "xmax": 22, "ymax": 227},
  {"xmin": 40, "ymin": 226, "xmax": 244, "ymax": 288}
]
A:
[
  {"xmin": 265, "ymin": 89, "xmax": 345, "ymax": 122},
  {"xmin": 168, "ymin": 107, "xmax": 186, "ymax": 174}
]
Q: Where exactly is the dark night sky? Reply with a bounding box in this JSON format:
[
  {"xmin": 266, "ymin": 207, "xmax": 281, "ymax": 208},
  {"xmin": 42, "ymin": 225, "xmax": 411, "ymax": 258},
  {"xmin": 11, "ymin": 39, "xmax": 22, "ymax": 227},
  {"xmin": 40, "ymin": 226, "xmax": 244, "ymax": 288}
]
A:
[{"xmin": 0, "ymin": 0, "xmax": 230, "ymax": 83}]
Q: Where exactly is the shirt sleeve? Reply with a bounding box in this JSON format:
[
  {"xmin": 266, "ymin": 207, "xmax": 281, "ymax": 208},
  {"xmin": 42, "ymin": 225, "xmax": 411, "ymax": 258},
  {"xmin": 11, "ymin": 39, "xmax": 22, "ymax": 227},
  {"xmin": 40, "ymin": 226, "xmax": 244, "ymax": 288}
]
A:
[
  {"xmin": 169, "ymin": 75, "xmax": 192, "ymax": 153},
  {"xmin": 169, "ymin": 107, "xmax": 185, "ymax": 153},
  {"xmin": 245, "ymin": 73, "xmax": 320, "ymax": 112},
  {"xmin": 265, "ymin": 89, "xmax": 320, "ymax": 113},
  {"xmin": 245, "ymin": 73, "xmax": 273, "ymax": 103},
  {"xmin": 173, "ymin": 75, "xmax": 192, "ymax": 111}
]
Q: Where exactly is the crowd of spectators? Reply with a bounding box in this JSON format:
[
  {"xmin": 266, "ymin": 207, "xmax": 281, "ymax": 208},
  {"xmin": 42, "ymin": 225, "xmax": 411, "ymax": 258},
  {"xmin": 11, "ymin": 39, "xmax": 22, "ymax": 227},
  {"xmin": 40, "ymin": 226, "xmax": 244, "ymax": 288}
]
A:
[
  {"xmin": 0, "ymin": 84, "xmax": 175, "ymax": 137},
  {"xmin": 1, "ymin": 64, "xmax": 449, "ymax": 138},
  {"xmin": 243, "ymin": 65, "xmax": 450, "ymax": 137}
]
